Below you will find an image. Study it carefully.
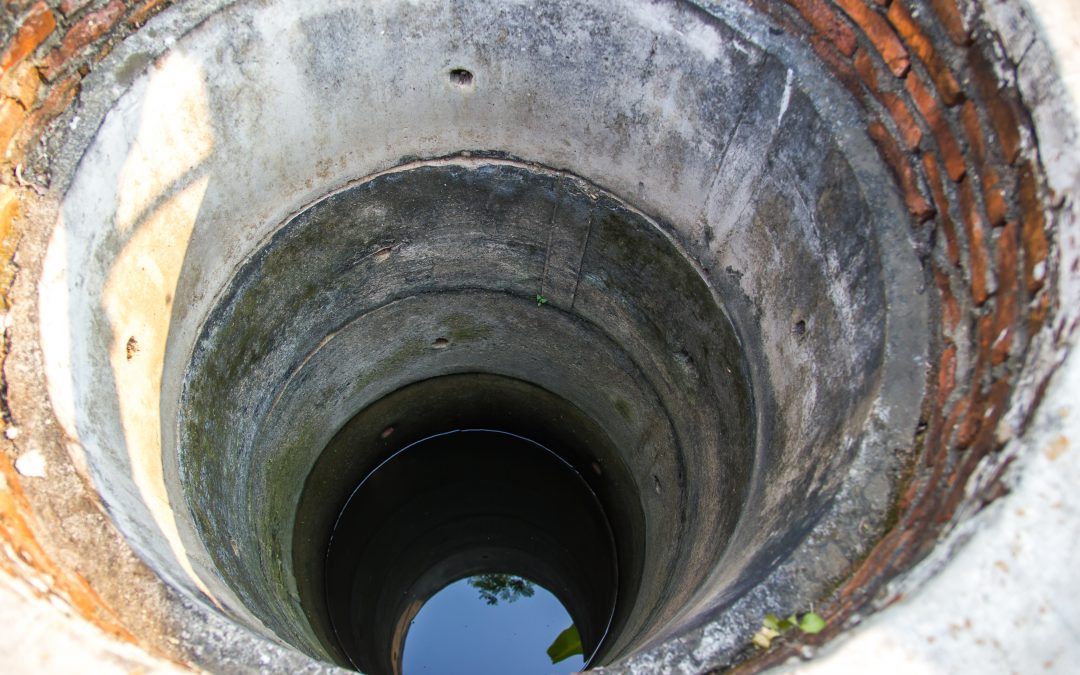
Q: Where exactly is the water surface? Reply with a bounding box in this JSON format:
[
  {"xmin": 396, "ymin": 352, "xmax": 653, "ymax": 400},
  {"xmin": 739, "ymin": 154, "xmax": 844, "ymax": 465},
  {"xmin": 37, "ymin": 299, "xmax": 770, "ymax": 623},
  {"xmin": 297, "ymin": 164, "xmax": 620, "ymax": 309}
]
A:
[{"xmin": 402, "ymin": 576, "xmax": 584, "ymax": 675}]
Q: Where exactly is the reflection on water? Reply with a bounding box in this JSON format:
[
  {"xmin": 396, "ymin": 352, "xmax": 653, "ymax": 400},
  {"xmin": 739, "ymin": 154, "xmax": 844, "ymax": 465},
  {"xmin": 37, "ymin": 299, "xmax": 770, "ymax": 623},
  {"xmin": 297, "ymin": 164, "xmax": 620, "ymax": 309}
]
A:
[{"xmin": 402, "ymin": 576, "xmax": 585, "ymax": 675}]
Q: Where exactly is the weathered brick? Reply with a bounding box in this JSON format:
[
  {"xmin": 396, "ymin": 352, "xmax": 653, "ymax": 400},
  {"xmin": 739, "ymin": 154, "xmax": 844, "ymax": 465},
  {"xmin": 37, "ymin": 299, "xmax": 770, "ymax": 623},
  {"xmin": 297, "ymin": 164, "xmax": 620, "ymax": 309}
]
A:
[
  {"xmin": 0, "ymin": 2, "xmax": 56, "ymax": 75},
  {"xmin": 1017, "ymin": 161, "xmax": 1048, "ymax": 293},
  {"xmin": 886, "ymin": 1, "xmax": 963, "ymax": 105},
  {"xmin": 947, "ymin": 395, "xmax": 978, "ymax": 450},
  {"xmin": 1028, "ymin": 292, "xmax": 1050, "ymax": 336},
  {"xmin": 853, "ymin": 48, "xmax": 879, "ymax": 88},
  {"xmin": 926, "ymin": 0, "xmax": 971, "ymax": 45},
  {"xmin": 868, "ymin": 119, "xmax": 934, "ymax": 220},
  {"xmin": 991, "ymin": 220, "xmax": 1020, "ymax": 365},
  {"xmin": 834, "ymin": 0, "xmax": 909, "ymax": 76},
  {"xmin": 810, "ymin": 35, "xmax": 866, "ymax": 104},
  {"xmin": 0, "ymin": 97, "xmax": 27, "ymax": 158},
  {"xmin": 937, "ymin": 341, "xmax": 957, "ymax": 408},
  {"xmin": 881, "ymin": 91, "xmax": 922, "ymax": 149},
  {"xmin": 19, "ymin": 73, "xmax": 80, "ymax": 155},
  {"xmin": 786, "ymin": 0, "xmax": 859, "ymax": 56},
  {"xmin": 959, "ymin": 101, "xmax": 986, "ymax": 165},
  {"xmin": 0, "ymin": 187, "xmax": 18, "ymax": 238},
  {"xmin": 0, "ymin": 186, "xmax": 19, "ymax": 277},
  {"xmin": 959, "ymin": 101, "xmax": 1009, "ymax": 227},
  {"xmin": 0, "ymin": 64, "xmax": 40, "ymax": 115},
  {"xmin": 128, "ymin": 0, "xmax": 173, "ymax": 28},
  {"xmin": 933, "ymin": 265, "xmax": 961, "ymax": 332},
  {"xmin": 982, "ymin": 167, "xmax": 1008, "ymax": 228},
  {"xmin": 923, "ymin": 153, "xmax": 959, "ymax": 265},
  {"xmin": 41, "ymin": 0, "xmax": 125, "ymax": 80},
  {"xmin": 957, "ymin": 176, "xmax": 990, "ymax": 305},
  {"xmin": 853, "ymin": 49, "xmax": 922, "ymax": 148},
  {"xmin": 58, "ymin": 0, "xmax": 92, "ymax": 17},
  {"xmin": 968, "ymin": 47, "xmax": 1022, "ymax": 164},
  {"xmin": 906, "ymin": 71, "xmax": 965, "ymax": 181}
]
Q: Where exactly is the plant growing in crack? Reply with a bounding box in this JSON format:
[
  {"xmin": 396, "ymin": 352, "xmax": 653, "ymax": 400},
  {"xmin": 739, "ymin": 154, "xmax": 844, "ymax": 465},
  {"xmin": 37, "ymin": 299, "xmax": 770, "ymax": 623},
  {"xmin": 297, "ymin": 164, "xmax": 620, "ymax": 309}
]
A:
[
  {"xmin": 535, "ymin": 294, "xmax": 549, "ymax": 307},
  {"xmin": 752, "ymin": 611, "xmax": 826, "ymax": 649}
]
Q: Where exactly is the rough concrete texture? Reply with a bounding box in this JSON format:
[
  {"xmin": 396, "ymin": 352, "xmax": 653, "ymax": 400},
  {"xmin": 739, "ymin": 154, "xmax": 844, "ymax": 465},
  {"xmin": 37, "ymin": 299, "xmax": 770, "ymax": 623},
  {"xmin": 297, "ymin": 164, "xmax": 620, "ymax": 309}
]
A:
[{"xmin": 0, "ymin": 0, "xmax": 1074, "ymax": 673}]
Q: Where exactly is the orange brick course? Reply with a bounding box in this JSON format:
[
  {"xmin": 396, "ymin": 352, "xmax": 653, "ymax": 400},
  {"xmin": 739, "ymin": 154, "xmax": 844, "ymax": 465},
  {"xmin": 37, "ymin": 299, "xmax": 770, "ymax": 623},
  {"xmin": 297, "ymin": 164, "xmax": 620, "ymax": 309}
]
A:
[{"xmin": 0, "ymin": 1, "xmax": 56, "ymax": 75}]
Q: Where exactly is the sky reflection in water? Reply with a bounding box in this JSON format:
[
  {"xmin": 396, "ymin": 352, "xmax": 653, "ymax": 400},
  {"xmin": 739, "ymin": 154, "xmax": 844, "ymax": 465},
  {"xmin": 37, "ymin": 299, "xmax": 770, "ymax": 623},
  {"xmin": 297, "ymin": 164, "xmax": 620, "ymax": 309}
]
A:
[{"xmin": 402, "ymin": 576, "xmax": 584, "ymax": 675}]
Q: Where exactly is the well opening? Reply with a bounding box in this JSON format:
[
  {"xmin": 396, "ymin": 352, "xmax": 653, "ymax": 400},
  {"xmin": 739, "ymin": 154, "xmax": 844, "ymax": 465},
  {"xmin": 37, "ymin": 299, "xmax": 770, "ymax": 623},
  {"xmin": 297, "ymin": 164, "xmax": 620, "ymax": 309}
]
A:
[{"xmin": 32, "ymin": 0, "xmax": 945, "ymax": 671}]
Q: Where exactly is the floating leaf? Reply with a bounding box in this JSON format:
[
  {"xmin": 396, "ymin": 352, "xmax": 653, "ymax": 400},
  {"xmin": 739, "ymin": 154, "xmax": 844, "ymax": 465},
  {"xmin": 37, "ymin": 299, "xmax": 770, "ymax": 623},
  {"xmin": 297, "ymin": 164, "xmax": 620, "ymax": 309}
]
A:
[
  {"xmin": 547, "ymin": 624, "xmax": 583, "ymax": 664},
  {"xmin": 798, "ymin": 612, "xmax": 826, "ymax": 634}
]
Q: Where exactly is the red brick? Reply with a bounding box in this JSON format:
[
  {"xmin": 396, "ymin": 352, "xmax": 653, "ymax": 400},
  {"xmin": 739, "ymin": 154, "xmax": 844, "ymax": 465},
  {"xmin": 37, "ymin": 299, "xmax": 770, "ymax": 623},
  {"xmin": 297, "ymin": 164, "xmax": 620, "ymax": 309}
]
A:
[
  {"xmin": 868, "ymin": 119, "xmax": 934, "ymax": 221},
  {"xmin": 991, "ymin": 220, "xmax": 1020, "ymax": 365},
  {"xmin": 128, "ymin": 0, "xmax": 172, "ymax": 28},
  {"xmin": 18, "ymin": 73, "xmax": 80, "ymax": 156},
  {"xmin": 853, "ymin": 49, "xmax": 880, "ymax": 88},
  {"xmin": 938, "ymin": 342, "xmax": 957, "ymax": 407},
  {"xmin": 810, "ymin": 36, "xmax": 866, "ymax": 104},
  {"xmin": 41, "ymin": 0, "xmax": 125, "ymax": 80},
  {"xmin": 0, "ymin": 187, "xmax": 19, "ymax": 236},
  {"xmin": 0, "ymin": 185, "xmax": 21, "ymax": 298},
  {"xmin": 982, "ymin": 167, "xmax": 1008, "ymax": 228},
  {"xmin": 933, "ymin": 265, "xmax": 961, "ymax": 333},
  {"xmin": 854, "ymin": 50, "xmax": 923, "ymax": 148},
  {"xmin": 958, "ymin": 176, "xmax": 990, "ymax": 305},
  {"xmin": 906, "ymin": 71, "xmax": 965, "ymax": 181},
  {"xmin": 0, "ymin": 97, "xmax": 27, "ymax": 158},
  {"xmin": 0, "ymin": 2, "xmax": 56, "ymax": 75},
  {"xmin": 1028, "ymin": 292, "xmax": 1050, "ymax": 336},
  {"xmin": 786, "ymin": 0, "xmax": 859, "ymax": 56},
  {"xmin": 834, "ymin": 0, "xmax": 910, "ymax": 76},
  {"xmin": 948, "ymin": 395, "xmax": 979, "ymax": 450},
  {"xmin": 0, "ymin": 61, "xmax": 41, "ymax": 109},
  {"xmin": 968, "ymin": 47, "xmax": 1023, "ymax": 164},
  {"xmin": 58, "ymin": 0, "xmax": 92, "ymax": 17},
  {"xmin": 886, "ymin": 1, "xmax": 964, "ymax": 106},
  {"xmin": 926, "ymin": 0, "xmax": 971, "ymax": 46},
  {"xmin": 882, "ymin": 91, "xmax": 923, "ymax": 149},
  {"xmin": 959, "ymin": 101, "xmax": 1009, "ymax": 227},
  {"xmin": 959, "ymin": 101, "xmax": 986, "ymax": 165},
  {"xmin": 923, "ymin": 154, "xmax": 960, "ymax": 265},
  {"xmin": 1017, "ymin": 162, "xmax": 1048, "ymax": 293}
]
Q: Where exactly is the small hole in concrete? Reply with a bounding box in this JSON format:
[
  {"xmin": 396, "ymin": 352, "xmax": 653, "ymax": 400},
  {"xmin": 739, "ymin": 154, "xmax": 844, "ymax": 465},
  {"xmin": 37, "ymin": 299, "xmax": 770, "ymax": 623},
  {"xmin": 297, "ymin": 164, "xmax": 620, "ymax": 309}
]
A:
[
  {"xmin": 449, "ymin": 68, "xmax": 474, "ymax": 86},
  {"xmin": 431, "ymin": 337, "xmax": 450, "ymax": 349},
  {"xmin": 793, "ymin": 320, "xmax": 807, "ymax": 340},
  {"xmin": 126, "ymin": 336, "xmax": 139, "ymax": 360},
  {"xmin": 374, "ymin": 246, "xmax": 393, "ymax": 262}
]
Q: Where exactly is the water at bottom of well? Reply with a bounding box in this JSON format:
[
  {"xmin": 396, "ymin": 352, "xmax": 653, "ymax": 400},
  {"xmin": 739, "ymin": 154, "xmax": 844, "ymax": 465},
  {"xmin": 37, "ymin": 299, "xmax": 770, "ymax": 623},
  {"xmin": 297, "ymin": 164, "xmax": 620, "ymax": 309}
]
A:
[{"xmin": 402, "ymin": 575, "xmax": 585, "ymax": 675}]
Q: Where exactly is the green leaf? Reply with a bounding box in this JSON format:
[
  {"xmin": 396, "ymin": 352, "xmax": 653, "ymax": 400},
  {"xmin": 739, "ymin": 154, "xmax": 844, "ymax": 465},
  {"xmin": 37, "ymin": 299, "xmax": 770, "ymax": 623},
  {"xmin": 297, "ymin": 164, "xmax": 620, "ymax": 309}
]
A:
[
  {"xmin": 547, "ymin": 624, "xmax": 583, "ymax": 664},
  {"xmin": 762, "ymin": 613, "xmax": 781, "ymax": 631},
  {"xmin": 536, "ymin": 294, "xmax": 548, "ymax": 306},
  {"xmin": 798, "ymin": 612, "xmax": 826, "ymax": 634},
  {"xmin": 777, "ymin": 615, "xmax": 797, "ymax": 632}
]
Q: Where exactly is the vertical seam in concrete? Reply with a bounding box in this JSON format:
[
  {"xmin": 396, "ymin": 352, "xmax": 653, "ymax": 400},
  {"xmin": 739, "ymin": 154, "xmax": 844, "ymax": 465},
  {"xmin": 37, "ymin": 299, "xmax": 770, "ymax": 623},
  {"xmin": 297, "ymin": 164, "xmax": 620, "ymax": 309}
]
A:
[
  {"xmin": 570, "ymin": 213, "xmax": 595, "ymax": 311},
  {"xmin": 540, "ymin": 177, "xmax": 562, "ymax": 298}
]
